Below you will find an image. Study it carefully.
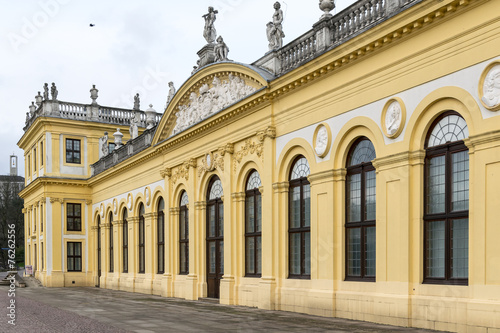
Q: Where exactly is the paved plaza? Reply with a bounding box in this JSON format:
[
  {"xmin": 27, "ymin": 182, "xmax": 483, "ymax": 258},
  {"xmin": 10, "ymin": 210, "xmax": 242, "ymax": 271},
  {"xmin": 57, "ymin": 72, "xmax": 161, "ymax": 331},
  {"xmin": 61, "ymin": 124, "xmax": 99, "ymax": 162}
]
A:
[{"xmin": 0, "ymin": 281, "xmax": 444, "ymax": 332}]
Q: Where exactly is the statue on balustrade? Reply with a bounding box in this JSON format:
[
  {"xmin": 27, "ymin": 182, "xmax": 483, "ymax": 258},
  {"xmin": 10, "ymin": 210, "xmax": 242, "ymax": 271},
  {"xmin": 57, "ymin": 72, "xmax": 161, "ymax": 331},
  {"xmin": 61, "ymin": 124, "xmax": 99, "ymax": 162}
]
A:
[
  {"xmin": 166, "ymin": 81, "xmax": 176, "ymax": 105},
  {"xmin": 202, "ymin": 7, "xmax": 218, "ymax": 44},
  {"xmin": 51, "ymin": 83, "xmax": 58, "ymax": 100},
  {"xmin": 129, "ymin": 111, "xmax": 140, "ymax": 139},
  {"xmin": 43, "ymin": 83, "xmax": 49, "ymax": 100},
  {"xmin": 100, "ymin": 132, "xmax": 109, "ymax": 157},
  {"xmin": 267, "ymin": 2, "xmax": 285, "ymax": 50},
  {"xmin": 133, "ymin": 93, "xmax": 140, "ymax": 110}
]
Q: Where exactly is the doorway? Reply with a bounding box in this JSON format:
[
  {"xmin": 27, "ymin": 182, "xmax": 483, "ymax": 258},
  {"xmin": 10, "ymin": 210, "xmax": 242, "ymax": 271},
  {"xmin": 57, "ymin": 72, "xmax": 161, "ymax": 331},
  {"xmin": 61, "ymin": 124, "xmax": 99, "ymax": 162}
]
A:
[{"xmin": 206, "ymin": 176, "xmax": 224, "ymax": 299}]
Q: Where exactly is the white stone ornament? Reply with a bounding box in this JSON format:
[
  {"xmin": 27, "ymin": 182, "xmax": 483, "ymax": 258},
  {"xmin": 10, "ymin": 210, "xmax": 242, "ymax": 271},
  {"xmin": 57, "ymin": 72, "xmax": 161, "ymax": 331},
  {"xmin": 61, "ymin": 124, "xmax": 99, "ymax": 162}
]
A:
[
  {"xmin": 127, "ymin": 194, "xmax": 133, "ymax": 211},
  {"xmin": 113, "ymin": 199, "xmax": 117, "ymax": 215},
  {"xmin": 381, "ymin": 98, "xmax": 406, "ymax": 139},
  {"xmin": 480, "ymin": 63, "xmax": 500, "ymax": 111},
  {"xmin": 172, "ymin": 75, "xmax": 257, "ymax": 135},
  {"xmin": 313, "ymin": 123, "xmax": 331, "ymax": 158},
  {"xmin": 145, "ymin": 187, "xmax": 151, "ymax": 206},
  {"xmin": 100, "ymin": 204, "xmax": 104, "ymax": 218}
]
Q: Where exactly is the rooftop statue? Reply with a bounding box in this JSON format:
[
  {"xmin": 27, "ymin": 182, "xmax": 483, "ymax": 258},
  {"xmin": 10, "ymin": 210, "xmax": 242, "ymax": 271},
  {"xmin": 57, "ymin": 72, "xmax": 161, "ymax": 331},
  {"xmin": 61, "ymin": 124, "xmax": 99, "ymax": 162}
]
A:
[
  {"xmin": 214, "ymin": 36, "xmax": 229, "ymax": 62},
  {"xmin": 100, "ymin": 132, "xmax": 109, "ymax": 157},
  {"xmin": 267, "ymin": 2, "xmax": 285, "ymax": 50},
  {"xmin": 134, "ymin": 93, "xmax": 140, "ymax": 110},
  {"xmin": 51, "ymin": 82, "xmax": 58, "ymax": 100},
  {"xmin": 167, "ymin": 82, "xmax": 176, "ymax": 105},
  {"xmin": 202, "ymin": 7, "xmax": 218, "ymax": 44},
  {"xmin": 43, "ymin": 83, "xmax": 49, "ymax": 100}
]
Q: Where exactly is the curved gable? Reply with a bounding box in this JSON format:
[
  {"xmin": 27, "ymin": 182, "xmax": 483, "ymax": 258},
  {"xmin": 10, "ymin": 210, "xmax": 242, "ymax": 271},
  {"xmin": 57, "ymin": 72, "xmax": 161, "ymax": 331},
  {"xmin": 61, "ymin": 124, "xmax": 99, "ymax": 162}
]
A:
[{"xmin": 153, "ymin": 62, "xmax": 272, "ymax": 144}]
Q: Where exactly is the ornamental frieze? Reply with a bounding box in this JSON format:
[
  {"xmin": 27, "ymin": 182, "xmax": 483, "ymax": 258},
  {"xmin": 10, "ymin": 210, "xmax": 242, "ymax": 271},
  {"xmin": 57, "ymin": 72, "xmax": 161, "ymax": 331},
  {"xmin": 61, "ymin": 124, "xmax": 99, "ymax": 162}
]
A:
[
  {"xmin": 172, "ymin": 159, "xmax": 196, "ymax": 184},
  {"xmin": 233, "ymin": 139, "xmax": 264, "ymax": 172},
  {"xmin": 198, "ymin": 151, "xmax": 224, "ymax": 177}
]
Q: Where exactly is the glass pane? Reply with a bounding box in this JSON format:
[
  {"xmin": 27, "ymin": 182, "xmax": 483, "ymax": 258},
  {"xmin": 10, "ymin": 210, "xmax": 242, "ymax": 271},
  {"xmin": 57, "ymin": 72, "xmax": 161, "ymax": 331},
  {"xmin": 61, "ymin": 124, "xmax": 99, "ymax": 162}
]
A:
[
  {"xmin": 180, "ymin": 210, "xmax": 186, "ymax": 239},
  {"xmin": 219, "ymin": 241, "xmax": 224, "ymax": 274},
  {"xmin": 209, "ymin": 241, "xmax": 216, "ymax": 273},
  {"xmin": 451, "ymin": 218, "xmax": 468, "ymax": 278},
  {"xmin": 303, "ymin": 184, "xmax": 310, "ymax": 227},
  {"xmin": 290, "ymin": 186, "xmax": 301, "ymax": 229},
  {"xmin": 180, "ymin": 192, "xmax": 189, "ymax": 206},
  {"xmin": 246, "ymin": 237, "xmax": 255, "ymax": 274},
  {"xmin": 426, "ymin": 221, "xmax": 445, "ymax": 278},
  {"xmin": 256, "ymin": 236, "xmax": 261, "ymax": 275},
  {"xmin": 365, "ymin": 227, "xmax": 376, "ymax": 277},
  {"xmin": 209, "ymin": 205, "xmax": 216, "ymax": 237},
  {"xmin": 218, "ymin": 203, "xmax": 224, "ymax": 237},
  {"xmin": 139, "ymin": 220, "xmax": 144, "ymax": 244},
  {"xmin": 76, "ymin": 258, "xmax": 81, "ymax": 271},
  {"xmin": 75, "ymin": 204, "xmax": 81, "ymax": 216},
  {"xmin": 428, "ymin": 115, "xmax": 469, "ymax": 148},
  {"xmin": 67, "ymin": 204, "xmax": 74, "ymax": 216},
  {"xmin": 246, "ymin": 196, "xmax": 255, "ymax": 233},
  {"xmin": 289, "ymin": 233, "xmax": 301, "ymax": 275},
  {"xmin": 349, "ymin": 140, "xmax": 376, "ymax": 166},
  {"xmin": 123, "ymin": 248, "xmax": 128, "ymax": 272},
  {"xmin": 158, "ymin": 244, "xmax": 164, "ymax": 273},
  {"xmin": 209, "ymin": 179, "xmax": 223, "ymax": 200},
  {"xmin": 256, "ymin": 195, "xmax": 262, "ymax": 232},
  {"xmin": 66, "ymin": 139, "xmax": 73, "ymax": 150},
  {"xmin": 427, "ymin": 155, "xmax": 446, "ymax": 214},
  {"xmin": 180, "ymin": 243, "xmax": 186, "ymax": 272},
  {"xmin": 347, "ymin": 228, "xmax": 361, "ymax": 276},
  {"xmin": 68, "ymin": 258, "xmax": 74, "ymax": 271},
  {"xmin": 304, "ymin": 231, "xmax": 310, "ymax": 275},
  {"xmin": 123, "ymin": 222, "xmax": 128, "ymax": 246},
  {"xmin": 451, "ymin": 151, "xmax": 469, "ymax": 212},
  {"xmin": 290, "ymin": 157, "xmax": 310, "ymax": 180},
  {"xmin": 74, "ymin": 140, "xmax": 80, "ymax": 150},
  {"xmin": 365, "ymin": 170, "xmax": 376, "ymax": 221},
  {"xmin": 246, "ymin": 171, "xmax": 262, "ymax": 190},
  {"xmin": 139, "ymin": 247, "xmax": 145, "ymax": 272},
  {"xmin": 68, "ymin": 243, "xmax": 74, "ymax": 256},
  {"xmin": 347, "ymin": 173, "xmax": 361, "ymax": 222}
]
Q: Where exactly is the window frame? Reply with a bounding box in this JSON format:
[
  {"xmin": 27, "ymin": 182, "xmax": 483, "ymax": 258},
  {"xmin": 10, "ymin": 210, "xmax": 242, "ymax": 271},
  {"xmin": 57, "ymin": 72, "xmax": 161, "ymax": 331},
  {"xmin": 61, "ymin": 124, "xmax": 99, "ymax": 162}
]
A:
[
  {"xmin": 288, "ymin": 156, "xmax": 311, "ymax": 279},
  {"xmin": 122, "ymin": 209, "xmax": 128, "ymax": 273},
  {"xmin": 67, "ymin": 242, "xmax": 82, "ymax": 272},
  {"xmin": 423, "ymin": 111, "xmax": 469, "ymax": 285},
  {"xmin": 157, "ymin": 198, "xmax": 165, "ymax": 274},
  {"xmin": 138, "ymin": 204, "xmax": 145, "ymax": 274},
  {"xmin": 109, "ymin": 212, "xmax": 114, "ymax": 273},
  {"xmin": 179, "ymin": 192, "xmax": 189, "ymax": 275},
  {"xmin": 65, "ymin": 138, "xmax": 81, "ymax": 164},
  {"xmin": 245, "ymin": 171, "xmax": 262, "ymax": 277},
  {"xmin": 66, "ymin": 203, "xmax": 82, "ymax": 232},
  {"xmin": 345, "ymin": 137, "xmax": 376, "ymax": 282}
]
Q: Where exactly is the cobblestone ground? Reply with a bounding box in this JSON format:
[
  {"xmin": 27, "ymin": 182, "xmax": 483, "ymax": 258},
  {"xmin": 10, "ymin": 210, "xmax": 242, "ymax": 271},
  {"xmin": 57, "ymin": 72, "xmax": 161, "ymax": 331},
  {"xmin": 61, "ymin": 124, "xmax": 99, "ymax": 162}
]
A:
[{"xmin": 0, "ymin": 283, "xmax": 445, "ymax": 333}]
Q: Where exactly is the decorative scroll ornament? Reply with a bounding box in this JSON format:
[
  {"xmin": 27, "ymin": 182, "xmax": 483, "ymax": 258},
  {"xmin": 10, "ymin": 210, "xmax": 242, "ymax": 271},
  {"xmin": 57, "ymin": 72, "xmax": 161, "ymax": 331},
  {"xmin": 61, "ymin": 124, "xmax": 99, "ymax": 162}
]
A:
[
  {"xmin": 381, "ymin": 97, "xmax": 406, "ymax": 139},
  {"xmin": 172, "ymin": 159, "xmax": 196, "ymax": 184},
  {"xmin": 313, "ymin": 123, "xmax": 332, "ymax": 158},
  {"xmin": 172, "ymin": 75, "xmax": 257, "ymax": 135},
  {"xmin": 127, "ymin": 194, "xmax": 133, "ymax": 211},
  {"xmin": 233, "ymin": 139, "xmax": 264, "ymax": 171},
  {"xmin": 198, "ymin": 151, "xmax": 224, "ymax": 177},
  {"xmin": 160, "ymin": 168, "xmax": 172, "ymax": 178},
  {"xmin": 144, "ymin": 187, "xmax": 151, "ymax": 207}
]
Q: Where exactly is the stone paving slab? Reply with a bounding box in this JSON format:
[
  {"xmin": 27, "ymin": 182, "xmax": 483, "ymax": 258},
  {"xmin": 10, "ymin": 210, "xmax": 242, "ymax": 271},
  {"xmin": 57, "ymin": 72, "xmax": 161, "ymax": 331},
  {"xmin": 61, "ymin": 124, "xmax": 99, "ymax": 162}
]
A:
[{"xmin": 0, "ymin": 285, "xmax": 447, "ymax": 332}]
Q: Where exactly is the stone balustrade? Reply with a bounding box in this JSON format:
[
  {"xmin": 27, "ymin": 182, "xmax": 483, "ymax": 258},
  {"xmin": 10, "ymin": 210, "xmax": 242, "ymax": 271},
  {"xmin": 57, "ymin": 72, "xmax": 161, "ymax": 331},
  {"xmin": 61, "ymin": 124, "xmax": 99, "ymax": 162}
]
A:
[
  {"xmin": 24, "ymin": 100, "xmax": 162, "ymax": 131},
  {"xmin": 253, "ymin": 0, "xmax": 422, "ymax": 75}
]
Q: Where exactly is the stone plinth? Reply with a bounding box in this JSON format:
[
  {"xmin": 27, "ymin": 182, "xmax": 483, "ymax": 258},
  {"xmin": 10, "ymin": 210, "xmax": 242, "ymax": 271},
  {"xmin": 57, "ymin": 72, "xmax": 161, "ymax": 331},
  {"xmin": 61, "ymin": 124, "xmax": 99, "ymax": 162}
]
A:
[{"xmin": 197, "ymin": 44, "xmax": 216, "ymax": 68}]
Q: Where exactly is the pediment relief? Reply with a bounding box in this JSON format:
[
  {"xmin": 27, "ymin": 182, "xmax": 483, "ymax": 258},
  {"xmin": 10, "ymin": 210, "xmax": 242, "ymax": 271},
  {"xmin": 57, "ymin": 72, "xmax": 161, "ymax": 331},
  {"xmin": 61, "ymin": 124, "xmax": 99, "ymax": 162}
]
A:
[{"xmin": 158, "ymin": 71, "xmax": 264, "ymax": 141}]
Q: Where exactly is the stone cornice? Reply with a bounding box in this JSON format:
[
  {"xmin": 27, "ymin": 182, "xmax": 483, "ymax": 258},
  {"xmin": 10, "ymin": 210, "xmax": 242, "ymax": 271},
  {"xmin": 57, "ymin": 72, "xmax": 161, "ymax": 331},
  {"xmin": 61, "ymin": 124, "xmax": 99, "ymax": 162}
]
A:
[
  {"xmin": 467, "ymin": 130, "xmax": 500, "ymax": 152},
  {"xmin": 332, "ymin": 169, "xmax": 347, "ymax": 182},
  {"xmin": 272, "ymin": 182, "xmax": 289, "ymax": 193},
  {"xmin": 19, "ymin": 176, "xmax": 89, "ymax": 199},
  {"xmin": 308, "ymin": 170, "xmax": 335, "ymax": 185}
]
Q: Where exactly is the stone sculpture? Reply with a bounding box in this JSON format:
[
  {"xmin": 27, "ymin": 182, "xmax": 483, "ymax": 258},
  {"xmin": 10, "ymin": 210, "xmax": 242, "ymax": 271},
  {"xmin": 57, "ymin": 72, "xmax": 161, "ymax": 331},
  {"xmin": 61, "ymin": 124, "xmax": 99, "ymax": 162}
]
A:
[
  {"xmin": 319, "ymin": 0, "xmax": 335, "ymax": 18},
  {"xmin": 214, "ymin": 36, "xmax": 229, "ymax": 61},
  {"xmin": 43, "ymin": 83, "xmax": 49, "ymax": 100},
  {"xmin": 133, "ymin": 93, "xmax": 140, "ymax": 110},
  {"xmin": 51, "ymin": 82, "xmax": 58, "ymax": 100},
  {"xmin": 166, "ymin": 82, "xmax": 176, "ymax": 105},
  {"xmin": 267, "ymin": 2, "xmax": 285, "ymax": 50},
  {"xmin": 315, "ymin": 126, "xmax": 328, "ymax": 156},
  {"xmin": 203, "ymin": 7, "xmax": 218, "ymax": 44},
  {"xmin": 100, "ymin": 132, "xmax": 109, "ymax": 157},
  {"xmin": 172, "ymin": 75, "xmax": 256, "ymax": 135},
  {"xmin": 482, "ymin": 67, "xmax": 500, "ymax": 108},
  {"xmin": 385, "ymin": 102, "xmax": 402, "ymax": 136},
  {"xmin": 129, "ymin": 111, "xmax": 141, "ymax": 139},
  {"xmin": 25, "ymin": 112, "xmax": 30, "ymax": 125}
]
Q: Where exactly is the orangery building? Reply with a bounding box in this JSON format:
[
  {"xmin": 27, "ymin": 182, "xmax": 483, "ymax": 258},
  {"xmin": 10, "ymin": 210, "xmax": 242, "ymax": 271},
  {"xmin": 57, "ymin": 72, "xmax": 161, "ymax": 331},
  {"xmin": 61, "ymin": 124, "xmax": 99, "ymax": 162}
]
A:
[{"xmin": 18, "ymin": 0, "xmax": 500, "ymax": 331}]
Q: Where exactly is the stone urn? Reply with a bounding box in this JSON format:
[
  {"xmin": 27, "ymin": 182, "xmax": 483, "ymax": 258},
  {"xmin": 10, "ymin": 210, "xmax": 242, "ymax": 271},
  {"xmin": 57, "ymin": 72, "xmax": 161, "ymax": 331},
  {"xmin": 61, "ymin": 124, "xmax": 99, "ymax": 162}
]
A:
[
  {"xmin": 90, "ymin": 85, "xmax": 99, "ymax": 105},
  {"xmin": 113, "ymin": 128, "xmax": 123, "ymax": 148},
  {"xmin": 319, "ymin": 0, "xmax": 335, "ymax": 19},
  {"xmin": 145, "ymin": 104, "xmax": 156, "ymax": 129}
]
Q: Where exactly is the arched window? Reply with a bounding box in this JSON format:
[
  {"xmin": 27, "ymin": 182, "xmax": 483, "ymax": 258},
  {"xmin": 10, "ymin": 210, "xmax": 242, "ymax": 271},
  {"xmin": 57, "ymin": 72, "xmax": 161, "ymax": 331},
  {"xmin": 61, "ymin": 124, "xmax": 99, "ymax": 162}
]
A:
[
  {"xmin": 97, "ymin": 216, "xmax": 101, "ymax": 283},
  {"xmin": 346, "ymin": 138, "xmax": 376, "ymax": 281},
  {"xmin": 289, "ymin": 156, "xmax": 310, "ymax": 279},
  {"xmin": 207, "ymin": 176, "xmax": 224, "ymax": 298},
  {"xmin": 424, "ymin": 112, "xmax": 469, "ymax": 284},
  {"xmin": 157, "ymin": 198, "xmax": 165, "ymax": 274},
  {"xmin": 179, "ymin": 191, "xmax": 189, "ymax": 275},
  {"xmin": 109, "ymin": 212, "xmax": 113, "ymax": 273},
  {"xmin": 122, "ymin": 208, "xmax": 128, "ymax": 273},
  {"xmin": 245, "ymin": 170, "xmax": 262, "ymax": 277},
  {"xmin": 138, "ymin": 203, "xmax": 145, "ymax": 274}
]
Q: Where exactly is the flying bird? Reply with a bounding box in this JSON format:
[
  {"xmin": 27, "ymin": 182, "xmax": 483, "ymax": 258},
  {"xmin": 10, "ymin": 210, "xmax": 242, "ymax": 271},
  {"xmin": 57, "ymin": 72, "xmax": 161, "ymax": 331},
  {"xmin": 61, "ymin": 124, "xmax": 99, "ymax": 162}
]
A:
[{"xmin": 89, "ymin": 23, "xmax": 95, "ymax": 27}]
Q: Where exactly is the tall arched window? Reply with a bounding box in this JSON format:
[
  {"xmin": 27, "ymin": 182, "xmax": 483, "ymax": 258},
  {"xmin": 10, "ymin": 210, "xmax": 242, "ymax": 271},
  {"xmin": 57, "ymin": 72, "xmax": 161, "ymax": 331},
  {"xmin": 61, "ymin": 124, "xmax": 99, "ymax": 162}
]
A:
[
  {"xmin": 97, "ymin": 215, "xmax": 101, "ymax": 284},
  {"xmin": 424, "ymin": 112, "xmax": 469, "ymax": 284},
  {"xmin": 122, "ymin": 208, "xmax": 128, "ymax": 273},
  {"xmin": 207, "ymin": 176, "xmax": 224, "ymax": 298},
  {"xmin": 138, "ymin": 203, "xmax": 145, "ymax": 274},
  {"xmin": 109, "ymin": 212, "xmax": 113, "ymax": 273},
  {"xmin": 179, "ymin": 191, "xmax": 189, "ymax": 275},
  {"xmin": 346, "ymin": 138, "xmax": 376, "ymax": 281},
  {"xmin": 245, "ymin": 170, "xmax": 262, "ymax": 277},
  {"xmin": 289, "ymin": 156, "xmax": 310, "ymax": 279},
  {"xmin": 157, "ymin": 198, "xmax": 165, "ymax": 274}
]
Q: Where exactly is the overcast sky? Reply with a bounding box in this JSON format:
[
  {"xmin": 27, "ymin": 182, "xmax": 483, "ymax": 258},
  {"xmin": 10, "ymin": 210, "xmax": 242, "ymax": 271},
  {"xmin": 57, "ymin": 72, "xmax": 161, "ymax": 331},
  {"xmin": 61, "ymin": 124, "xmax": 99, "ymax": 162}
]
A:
[{"xmin": 0, "ymin": 0, "xmax": 354, "ymax": 176}]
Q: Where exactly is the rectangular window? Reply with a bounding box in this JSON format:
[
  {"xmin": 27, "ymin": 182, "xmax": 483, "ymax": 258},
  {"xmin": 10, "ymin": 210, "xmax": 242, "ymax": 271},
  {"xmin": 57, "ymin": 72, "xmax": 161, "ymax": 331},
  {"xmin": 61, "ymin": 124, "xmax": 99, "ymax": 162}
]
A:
[
  {"xmin": 67, "ymin": 203, "xmax": 82, "ymax": 231},
  {"xmin": 28, "ymin": 155, "xmax": 31, "ymax": 175},
  {"xmin": 34, "ymin": 148, "xmax": 37, "ymax": 171},
  {"xmin": 123, "ymin": 220, "xmax": 128, "ymax": 273},
  {"xmin": 109, "ymin": 223, "xmax": 114, "ymax": 273},
  {"xmin": 65, "ymin": 138, "xmax": 81, "ymax": 164},
  {"xmin": 40, "ymin": 141, "xmax": 43, "ymax": 166},
  {"xmin": 158, "ymin": 213, "xmax": 164, "ymax": 274},
  {"xmin": 179, "ymin": 207, "xmax": 188, "ymax": 275},
  {"xmin": 34, "ymin": 208, "xmax": 36, "ymax": 232},
  {"xmin": 41, "ymin": 242, "xmax": 44, "ymax": 270},
  {"xmin": 41, "ymin": 204, "xmax": 43, "ymax": 232},
  {"xmin": 67, "ymin": 242, "xmax": 82, "ymax": 272},
  {"xmin": 139, "ymin": 215, "xmax": 145, "ymax": 273}
]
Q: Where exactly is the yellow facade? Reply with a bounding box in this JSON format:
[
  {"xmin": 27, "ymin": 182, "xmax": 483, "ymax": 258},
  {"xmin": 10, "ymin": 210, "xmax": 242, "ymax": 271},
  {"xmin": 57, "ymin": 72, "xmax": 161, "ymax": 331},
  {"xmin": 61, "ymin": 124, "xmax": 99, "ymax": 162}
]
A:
[{"xmin": 18, "ymin": 0, "xmax": 500, "ymax": 331}]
